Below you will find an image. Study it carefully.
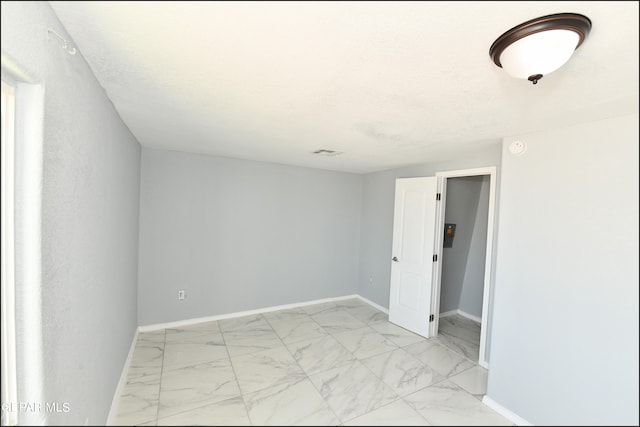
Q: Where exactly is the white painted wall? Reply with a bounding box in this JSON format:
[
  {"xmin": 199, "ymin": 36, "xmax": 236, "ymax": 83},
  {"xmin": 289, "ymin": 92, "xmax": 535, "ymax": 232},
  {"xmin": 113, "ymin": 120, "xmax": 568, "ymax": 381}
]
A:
[
  {"xmin": 459, "ymin": 175, "xmax": 490, "ymax": 318},
  {"xmin": 488, "ymin": 113, "xmax": 639, "ymax": 425},
  {"xmin": 1, "ymin": 2, "xmax": 141, "ymax": 425},
  {"xmin": 138, "ymin": 148, "xmax": 362, "ymax": 326}
]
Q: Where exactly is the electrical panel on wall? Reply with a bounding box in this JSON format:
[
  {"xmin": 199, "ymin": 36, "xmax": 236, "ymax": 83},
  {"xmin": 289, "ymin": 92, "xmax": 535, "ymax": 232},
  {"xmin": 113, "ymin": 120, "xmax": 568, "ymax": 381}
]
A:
[{"xmin": 443, "ymin": 223, "xmax": 456, "ymax": 248}]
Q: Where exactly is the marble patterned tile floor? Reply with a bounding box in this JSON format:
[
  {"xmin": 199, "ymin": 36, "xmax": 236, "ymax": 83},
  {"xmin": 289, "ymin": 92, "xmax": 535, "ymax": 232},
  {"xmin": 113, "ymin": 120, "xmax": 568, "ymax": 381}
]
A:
[
  {"xmin": 113, "ymin": 299, "xmax": 509, "ymax": 426},
  {"xmin": 437, "ymin": 314, "xmax": 481, "ymax": 362}
]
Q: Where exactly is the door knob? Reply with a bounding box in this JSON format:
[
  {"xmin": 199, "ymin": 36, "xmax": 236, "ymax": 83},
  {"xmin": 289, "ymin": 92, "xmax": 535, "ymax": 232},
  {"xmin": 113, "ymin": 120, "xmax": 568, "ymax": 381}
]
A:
[{"xmin": 392, "ymin": 256, "xmax": 399, "ymax": 262}]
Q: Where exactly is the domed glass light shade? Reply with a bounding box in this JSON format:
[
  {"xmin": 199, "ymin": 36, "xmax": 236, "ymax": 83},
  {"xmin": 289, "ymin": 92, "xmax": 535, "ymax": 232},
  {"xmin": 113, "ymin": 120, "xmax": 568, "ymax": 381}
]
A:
[{"xmin": 490, "ymin": 13, "xmax": 591, "ymax": 84}]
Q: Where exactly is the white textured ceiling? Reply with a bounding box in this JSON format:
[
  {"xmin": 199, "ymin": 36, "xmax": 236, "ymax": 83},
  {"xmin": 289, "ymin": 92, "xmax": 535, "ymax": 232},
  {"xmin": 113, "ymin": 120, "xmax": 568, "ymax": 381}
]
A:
[{"xmin": 49, "ymin": 1, "xmax": 638, "ymax": 173}]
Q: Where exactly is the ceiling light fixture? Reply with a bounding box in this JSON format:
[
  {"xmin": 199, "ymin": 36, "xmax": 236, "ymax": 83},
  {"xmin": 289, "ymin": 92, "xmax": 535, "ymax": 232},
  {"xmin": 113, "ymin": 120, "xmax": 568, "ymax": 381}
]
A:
[{"xmin": 489, "ymin": 13, "xmax": 591, "ymax": 84}]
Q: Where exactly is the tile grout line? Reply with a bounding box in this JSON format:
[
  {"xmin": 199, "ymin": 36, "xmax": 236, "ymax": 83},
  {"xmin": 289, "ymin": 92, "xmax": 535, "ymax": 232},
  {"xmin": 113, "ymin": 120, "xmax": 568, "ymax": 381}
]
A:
[
  {"xmin": 155, "ymin": 325, "xmax": 251, "ymax": 424},
  {"xmin": 273, "ymin": 313, "xmax": 345, "ymax": 425},
  {"xmin": 308, "ymin": 302, "xmax": 402, "ymax": 424},
  {"xmin": 220, "ymin": 319, "xmax": 255, "ymax": 426},
  {"xmin": 153, "ymin": 328, "xmax": 167, "ymax": 425},
  {"xmin": 301, "ymin": 340, "xmax": 355, "ymax": 423}
]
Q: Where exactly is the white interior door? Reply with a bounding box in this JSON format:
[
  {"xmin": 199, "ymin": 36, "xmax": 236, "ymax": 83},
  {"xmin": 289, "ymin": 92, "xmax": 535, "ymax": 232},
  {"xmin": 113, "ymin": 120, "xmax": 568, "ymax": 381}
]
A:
[{"xmin": 388, "ymin": 177, "xmax": 438, "ymax": 337}]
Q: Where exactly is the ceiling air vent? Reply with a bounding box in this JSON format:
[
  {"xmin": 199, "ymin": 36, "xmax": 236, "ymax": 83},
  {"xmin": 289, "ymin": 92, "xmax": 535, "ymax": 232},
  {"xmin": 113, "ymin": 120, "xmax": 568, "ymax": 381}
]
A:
[{"xmin": 312, "ymin": 149, "xmax": 343, "ymax": 157}]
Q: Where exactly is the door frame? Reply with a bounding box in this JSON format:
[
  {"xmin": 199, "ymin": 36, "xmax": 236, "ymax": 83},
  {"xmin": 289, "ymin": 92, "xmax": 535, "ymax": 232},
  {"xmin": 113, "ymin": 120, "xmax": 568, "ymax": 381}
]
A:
[
  {"xmin": 430, "ymin": 166, "xmax": 497, "ymax": 368},
  {"xmin": 1, "ymin": 79, "xmax": 18, "ymax": 427}
]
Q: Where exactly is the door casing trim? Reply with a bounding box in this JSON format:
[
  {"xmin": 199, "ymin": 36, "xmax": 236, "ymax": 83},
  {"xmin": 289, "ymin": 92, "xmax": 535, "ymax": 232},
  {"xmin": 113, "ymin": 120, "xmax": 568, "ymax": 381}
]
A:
[{"xmin": 431, "ymin": 166, "xmax": 497, "ymax": 369}]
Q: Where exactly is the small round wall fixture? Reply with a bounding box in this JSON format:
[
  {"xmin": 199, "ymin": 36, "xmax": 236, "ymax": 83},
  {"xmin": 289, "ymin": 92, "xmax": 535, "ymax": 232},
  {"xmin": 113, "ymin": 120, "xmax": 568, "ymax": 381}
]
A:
[
  {"xmin": 489, "ymin": 13, "xmax": 591, "ymax": 84},
  {"xmin": 508, "ymin": 140, "xmax": 527, "ymax": 156}
]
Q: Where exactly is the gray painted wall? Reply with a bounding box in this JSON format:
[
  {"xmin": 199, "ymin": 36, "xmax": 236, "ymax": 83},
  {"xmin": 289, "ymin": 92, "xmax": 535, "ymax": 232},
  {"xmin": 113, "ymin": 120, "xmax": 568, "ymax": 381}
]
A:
[
  {"xmin": 440, "ymin": 176, "xmax": 483, "ymax": 315},
  {"xmin": 357, "ymin": 145, "xmax": 501, "ymax": 309},
  {"xmin": 1, "ymin": 2, "xmax": 141, "ymax": 425},
  {"xmin": 138, "ymin": 148, "xmax": 362, "ymax": 325},
  {"xmin": 459, "ymin": 175, "xmax": 489, "ymax": 318},
  {"xmin": 488, "ymin": 114, "xmax": 639, "ymax": 425}
]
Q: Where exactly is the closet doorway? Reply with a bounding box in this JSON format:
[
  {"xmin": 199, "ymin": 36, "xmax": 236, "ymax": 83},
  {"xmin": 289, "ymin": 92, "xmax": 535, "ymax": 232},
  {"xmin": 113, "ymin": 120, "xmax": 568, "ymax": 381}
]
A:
[{"xmin": 431, "ymin": 167, "xmax": 496, "ymax": 368}]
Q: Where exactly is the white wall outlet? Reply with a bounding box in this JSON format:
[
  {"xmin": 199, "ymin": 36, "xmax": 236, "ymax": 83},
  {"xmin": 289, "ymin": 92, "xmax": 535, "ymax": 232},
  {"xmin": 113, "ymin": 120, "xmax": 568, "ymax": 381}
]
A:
[
  {"xmin": 369, "ymin": 276, "xmax": 374, "ymax": 285},
  {"xmin": 178, "ymin": 290, "xmax": 186, "ymax": 300}
]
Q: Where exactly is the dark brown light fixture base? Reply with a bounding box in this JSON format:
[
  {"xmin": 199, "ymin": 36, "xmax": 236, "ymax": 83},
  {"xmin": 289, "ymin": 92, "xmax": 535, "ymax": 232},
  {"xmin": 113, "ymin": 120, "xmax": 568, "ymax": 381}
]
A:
[
  {"xmin": 528, "ymin": 74, "xmax": 543, "ymax": 84},
  {"xmin": 489, "ymin": 13, "xmax": 592, "ymax": 84}
]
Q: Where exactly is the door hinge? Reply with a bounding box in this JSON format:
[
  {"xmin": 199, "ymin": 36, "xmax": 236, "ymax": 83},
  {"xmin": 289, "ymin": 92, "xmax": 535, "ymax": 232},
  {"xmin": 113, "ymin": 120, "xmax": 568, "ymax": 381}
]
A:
[
  {"xmin": 429, "ymin": 314, "xmax": 435, "ymax": 322},
  {"xmin": 433, "ymin": 254, "xmax": 437, "ymax": 262},
  {"xmin": 436, "ymin": 193, "xmax": 441, "ymax": 201}
]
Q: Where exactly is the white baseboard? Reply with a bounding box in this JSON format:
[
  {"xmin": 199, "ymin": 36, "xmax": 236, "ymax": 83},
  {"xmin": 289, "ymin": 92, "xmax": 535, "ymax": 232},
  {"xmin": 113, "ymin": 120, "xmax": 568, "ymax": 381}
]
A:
[
  {"xmin": 106, "ymin": 328, "xmax": 138, "ymax": 425},
  {"xmin": 458, "ymin": 309, "xmax": 482, "ymax": 324},
  {"xmin": 482, "ymin": 396, "xmax": 532, "ymax": 426},
  {"xmin": 439, "ymin": 309, "xmax": 458, "ymax": 318},
  {"xmin": 439, "ymin": 308, "xmax": 482, "ymax": 324},
  {"xmin": 138, "ymin": 294, "xmax": 360, "ymax": 332},
  {"xmin": 355, "ymin": 295, "xmax": 389, "ymax": 314}
]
